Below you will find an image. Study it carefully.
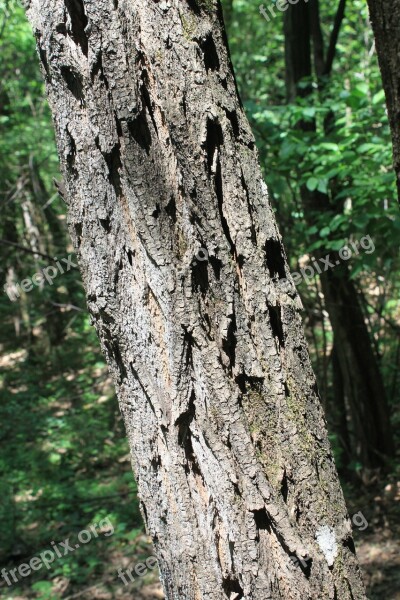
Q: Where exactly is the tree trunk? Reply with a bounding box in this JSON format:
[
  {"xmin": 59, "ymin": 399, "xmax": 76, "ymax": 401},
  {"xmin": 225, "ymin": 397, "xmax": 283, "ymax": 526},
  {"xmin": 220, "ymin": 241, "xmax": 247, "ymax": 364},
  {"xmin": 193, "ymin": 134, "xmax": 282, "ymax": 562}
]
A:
[
  {"xmin": 319, "ymin": 263, "xmax": 393, "ymax": 465},
  {"xmin": 367, "ymin": 0, "xmax": 400, "ymax": 203},
  {"xmin": 284, "ymin": 0, "xmax": 393, "ymax": 468},
  {"xmin": 25, "ymin": 1, "xmax": 366, "ymax": 597}
]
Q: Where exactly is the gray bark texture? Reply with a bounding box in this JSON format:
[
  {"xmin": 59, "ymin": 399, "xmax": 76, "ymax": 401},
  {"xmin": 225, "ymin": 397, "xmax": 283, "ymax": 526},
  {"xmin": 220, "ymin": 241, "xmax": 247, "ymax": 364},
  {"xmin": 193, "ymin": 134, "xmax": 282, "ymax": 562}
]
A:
[
  {"xmin": 367, "ymin": 0, "xmax": 400, "ymax": 203},
  {"xmin": 24, "ymin": 0, "xmax": 367, "ymax": 598}
]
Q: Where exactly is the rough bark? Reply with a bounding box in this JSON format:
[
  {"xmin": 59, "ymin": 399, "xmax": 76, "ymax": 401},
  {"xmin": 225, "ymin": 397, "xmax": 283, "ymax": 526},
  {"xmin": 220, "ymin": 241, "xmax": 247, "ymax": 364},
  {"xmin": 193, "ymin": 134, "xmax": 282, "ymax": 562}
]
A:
[
  {"xmin": 367, "ymin": 0, "xmax": 400, "ymax": 203},
  {"xmin": 284, "ymin": 0, "xmax": 393, "ymax": 468},
  {"xmin": 25, "ymin": 0, "xmax": 366, "ymax": 598}
]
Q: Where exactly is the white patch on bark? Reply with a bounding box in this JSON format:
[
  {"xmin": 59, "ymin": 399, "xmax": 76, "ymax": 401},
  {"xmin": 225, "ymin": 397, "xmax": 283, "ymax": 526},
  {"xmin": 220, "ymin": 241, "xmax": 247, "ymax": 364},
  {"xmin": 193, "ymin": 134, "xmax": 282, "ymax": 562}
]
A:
[{"xmin": 315, "ymin": 525, "xmax": 338, "ymax": 566}]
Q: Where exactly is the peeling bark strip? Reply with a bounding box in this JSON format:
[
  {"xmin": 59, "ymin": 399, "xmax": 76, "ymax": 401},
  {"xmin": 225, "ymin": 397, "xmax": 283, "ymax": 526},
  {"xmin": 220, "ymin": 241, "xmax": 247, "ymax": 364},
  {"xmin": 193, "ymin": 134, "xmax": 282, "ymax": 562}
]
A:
[{"xmin": 25, "ymin": 0, "xmax": 366, "ymax": 597}]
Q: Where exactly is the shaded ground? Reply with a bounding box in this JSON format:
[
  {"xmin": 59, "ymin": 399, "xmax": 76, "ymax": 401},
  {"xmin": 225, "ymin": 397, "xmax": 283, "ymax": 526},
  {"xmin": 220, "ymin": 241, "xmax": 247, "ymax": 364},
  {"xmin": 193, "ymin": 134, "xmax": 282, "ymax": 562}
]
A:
[{"xmin": 349, "ymin": 479, "xmax": 400, "ymax": 599}]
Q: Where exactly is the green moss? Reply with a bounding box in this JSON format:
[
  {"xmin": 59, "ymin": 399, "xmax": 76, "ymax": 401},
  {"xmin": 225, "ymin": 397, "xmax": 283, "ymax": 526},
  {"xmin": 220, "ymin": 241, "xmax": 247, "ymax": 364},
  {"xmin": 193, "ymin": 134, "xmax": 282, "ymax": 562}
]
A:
[
  {"xmin": 179, "ymin": 12, "xmax": 197, "ymax": 41},
  {"xmin": 154, "ymin": 49, "xmax": 163, "ymax": 63},
  {"xmin": 177, "ymin": 228, "xmax": 188, "ymax": 258}
]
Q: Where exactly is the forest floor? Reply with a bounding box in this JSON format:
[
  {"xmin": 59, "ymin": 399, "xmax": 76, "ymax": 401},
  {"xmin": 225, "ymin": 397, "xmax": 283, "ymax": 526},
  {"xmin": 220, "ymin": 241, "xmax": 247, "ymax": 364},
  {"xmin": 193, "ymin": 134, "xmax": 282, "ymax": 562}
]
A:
[
  {"xmin": 347, "ymin": 480, "xmax": 400, "ymax": 600},
  {"xmin": 0, "ymin": 306, "xmax": 398, "ymax": 600}
]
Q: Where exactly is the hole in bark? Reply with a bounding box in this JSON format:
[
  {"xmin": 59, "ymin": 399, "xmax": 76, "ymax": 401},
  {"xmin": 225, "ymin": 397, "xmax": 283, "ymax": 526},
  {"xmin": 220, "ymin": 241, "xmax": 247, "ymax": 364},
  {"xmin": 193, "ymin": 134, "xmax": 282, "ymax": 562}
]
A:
[
  {"xmin": 151, "ymin": 455, "xmax": 162, "ymax": 470},
  {"xmin": 235, "ymin": 374, "xmax": 246, "ymax": 394},
  {"xmin": 165, "ymin": 195, "xmax": 177, "ymax": 222},
  {"xmin": 191, "ymin": 257, "xmax": 209, "ymax": 296},
  {"xmin": 181, "ymin": 325, "xmax": 196, "ymax": 369},
  {"xmin": 264, "ymin": 238, "xmax": 286, "ymax": 280},
  {"xmin": 61, "ymin": 66, "xmax": 85, "ymax": 103},
  {"xmin": 128, "ymin": 109, "xmax": 152, "ymax": 155},
  {"xmin": 104, "ymin": 144, "xmax": 123, "ymax": 198},
  {"xmin": 186, "ymin": 0, "xmax": 201, "ymax": 13},
  {"xmin": 241, "ymin": 172, "xmax": 257, "ymax": 245},
  {"xmin": 343, "ymin": 536, "xmax": 356, "ymax": 555},
  {"xmin": 200, "ymin": 33, "xmax": 220, "ymax": 72},
  {"xmin": 205, "ymin": 118, "xmax": 223, "ymax": 175},
  {"xmin": 35, "ymin": 36, "xmax": 51, "ymax": 80},
  {"xmin": 64, "ymin": 0, "xmax": 89, "ymax": 56},
  {"xmin": 295, "ymin": 504, "xmax": 301, "ymax": 522},
  {"xmin": 222, "ymin": 577, "xmax": 244, "ymax": 599},
  {"xmin": 346, "ymin": 580, "xmax": 356, "ymax": 600},
  {"xmin": 176, "ymin": 391, "xmax": 196, "ymax": 454},
  {"xmin": 228, "ymin": 541, "xmax": 235, "ymax": 569},
  {"xmin": 74, "ymin": 223, "xmax": 82, "ymax": 247},
  {"xmin": 225, "ymin": 108, "xmax": 240, "ymax": 137},
  {"xmin": 215, "ymin": 159, "xmax": 235, "ymax": 255},
  {"xmin": 202, "ymin": 311, "xmax": 212, "ymax": 337},
  {"xmin": 141, "ymin": 79, "xmax": 159, "ymax": 137},
  {"xmin": 66, "ymin": 132, "xmax": 78, "ymax": 178},
  {"xmin": 114, "ymin": 258, "xmax": 122, "ymax": 286},
  {"xmin": 140, "ymin": 500, "xmax": 148, "ymax": 528},
  {"xmin": 99, "ymin": 217, "xmax": 111, "ymax": 233},
  {"xmin": 298, "ymin": 557, "xmax": 312, "ymax": 578},
  {"xmin": 91, "ymin": 52, "xmax": 109, "ymax": 89},
  {"xmin": 235, "ymin": 374, "xmax": 264, "ymax": 395},
  {"xmin": 209, "ymin": 255, "xmax": 222, "ymax": 280},
  {"xmin": 252, "ymin": 508, "xmax": 271, "ymax": 532},
  {"xmin": 182, "ymin": 93, "xmax": 187, "ymax": 118},
  {"xmin": 55, "ymin": 22, "xmax": 67, "ymax": 34},
  {"xmin": 115, "ymin": 117, "xmax": 123, "ymax": 138},
  {"xmin": 152, "ymin": 204, "xmax": 161, "ymax": 219},
  {"xmin": 268, "ymin": 305, "xmax": 285, "ymax": 348},
  {"xmin": 105, "ymin": 341, "xmax": 127, "ymax": 380},
  {"xmin": 281, "ymin": 470, "xmax": 288, "ymax": 503},
  {"xmin": 222, "ymin": 313, "xmax": 236, "ymax": 369},
  {"xmin": 311, "ymin": 380, "xmax": 320, "ymax": 399},
  {"xmin": 126, "ymin": 248, "xmax": 134, "ymax": 266}
]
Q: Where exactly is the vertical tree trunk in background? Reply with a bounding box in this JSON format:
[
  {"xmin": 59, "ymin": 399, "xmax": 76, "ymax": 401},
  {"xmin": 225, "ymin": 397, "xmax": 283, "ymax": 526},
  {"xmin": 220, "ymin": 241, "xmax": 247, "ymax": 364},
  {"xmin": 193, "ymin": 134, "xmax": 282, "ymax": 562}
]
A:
[
  {"xmin": 367, "ymin": 0, "xmax": 400, "ymax": 204},
  {"xmin": 284, "ymin": 0, "xmax": 393, "ymax": 468},
  {"xmin": 25, "ymin": 0, "xmax": 366, "ymax": 597}
]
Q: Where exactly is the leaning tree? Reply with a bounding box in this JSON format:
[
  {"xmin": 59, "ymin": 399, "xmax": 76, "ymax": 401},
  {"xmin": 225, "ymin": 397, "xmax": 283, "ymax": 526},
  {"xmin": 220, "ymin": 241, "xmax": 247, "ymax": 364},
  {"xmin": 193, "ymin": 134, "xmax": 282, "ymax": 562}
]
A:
[{"xmin": 24, "ymin": 0, "xmax": 366, "ymax": 597}]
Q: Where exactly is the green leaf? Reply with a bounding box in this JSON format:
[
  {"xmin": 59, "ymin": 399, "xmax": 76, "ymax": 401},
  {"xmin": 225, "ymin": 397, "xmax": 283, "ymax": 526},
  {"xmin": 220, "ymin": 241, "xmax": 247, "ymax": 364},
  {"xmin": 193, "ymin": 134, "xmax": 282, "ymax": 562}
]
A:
[
  {"xmin": 317, "ymin": 179, "xmax": 329, "ymax": 194},
  {"xmin": 319, "ymin": 142, "xmax": 340, "ymax": 152},
  {"xmin": 357, "ymin": 143, "xmax": 379, "ymax": 154},
  {"xmin": 319, "ymin": 226, "xmax": 331, "ymax": 238},
  {"xmin": 353, "ymin": 82, "xmax": 369, "ymax": 97},
  {"xmin": 372, "ymin": 89, "xmax": 385, "ymax": 105},
  {"xmin": 306, "ymin": 177, "xmax": 318, "ymax": 191},
  {"xmin": 302, "ymin": 107, "xmax": 316, "ymax": 118}
]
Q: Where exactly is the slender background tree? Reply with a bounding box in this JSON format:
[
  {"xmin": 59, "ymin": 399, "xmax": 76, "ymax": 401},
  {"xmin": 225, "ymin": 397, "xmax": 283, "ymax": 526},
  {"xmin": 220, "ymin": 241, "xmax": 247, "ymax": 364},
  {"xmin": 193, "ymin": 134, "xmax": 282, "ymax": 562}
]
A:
[{"xmin": 367, "ymin": 0, "xmax": 400, "ymax": 203}]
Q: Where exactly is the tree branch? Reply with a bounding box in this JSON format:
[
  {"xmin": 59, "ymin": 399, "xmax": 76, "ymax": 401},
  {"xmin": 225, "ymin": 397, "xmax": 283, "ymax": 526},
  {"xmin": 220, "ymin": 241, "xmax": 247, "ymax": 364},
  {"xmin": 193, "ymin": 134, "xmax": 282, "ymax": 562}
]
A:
[{"xmin": 0, "ymin": 239, "xmax": 55, "ymax": 261}]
